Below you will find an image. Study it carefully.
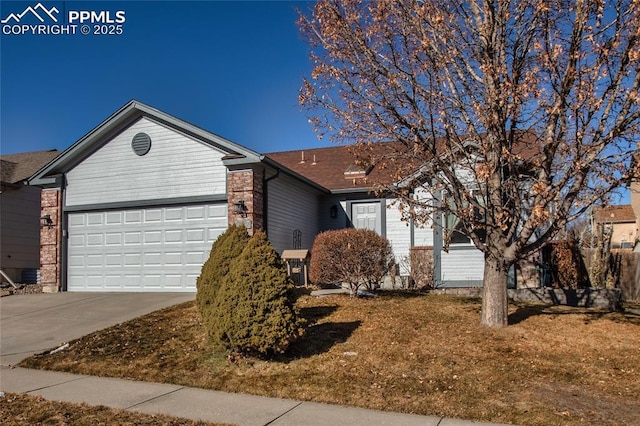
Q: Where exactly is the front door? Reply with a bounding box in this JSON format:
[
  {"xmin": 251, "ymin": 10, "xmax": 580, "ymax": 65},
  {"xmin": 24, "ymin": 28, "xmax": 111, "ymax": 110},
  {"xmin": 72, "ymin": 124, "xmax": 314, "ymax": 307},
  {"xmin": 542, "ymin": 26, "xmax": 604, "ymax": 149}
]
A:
[{"xmin": 352, "ymin": 202, "xmax": 382, "ymax": 235}]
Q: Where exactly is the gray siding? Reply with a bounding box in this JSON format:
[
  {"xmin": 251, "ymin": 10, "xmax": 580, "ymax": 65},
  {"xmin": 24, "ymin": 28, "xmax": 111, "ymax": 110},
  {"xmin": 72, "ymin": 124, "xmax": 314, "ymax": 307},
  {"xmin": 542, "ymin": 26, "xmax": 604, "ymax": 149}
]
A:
[
  {"xmin": 0, "ymin": 186, "xmax": 42, "ymax": 272},
  {"xmin": 413, "ymin": 222, "xmax": 434, "ymax": 246},
  {"xmin": 319, "ymin": 196, "xmax": 349, "ymax": 231},
  {"xmin": 267, "ymin": 174, "xmax": 321, "ymax": 254},
  {"xmin": 66, "ymin": 117, "xmax": 227, "ymax": 207},
  {"xmin": 385, "ymin": 199, "xmax": 412, "ymax": 274},
  {"xmin": 440, "ymin": 245, "xmax": 484, "ymax": 286}
]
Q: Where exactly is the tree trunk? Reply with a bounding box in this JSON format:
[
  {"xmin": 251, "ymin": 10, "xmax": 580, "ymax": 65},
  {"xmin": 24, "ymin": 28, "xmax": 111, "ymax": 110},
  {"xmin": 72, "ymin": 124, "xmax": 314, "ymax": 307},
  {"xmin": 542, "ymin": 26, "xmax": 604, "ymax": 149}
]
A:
[{"xmin": 480, "ymin": 254, "xmax": 509, "ymax": 327}]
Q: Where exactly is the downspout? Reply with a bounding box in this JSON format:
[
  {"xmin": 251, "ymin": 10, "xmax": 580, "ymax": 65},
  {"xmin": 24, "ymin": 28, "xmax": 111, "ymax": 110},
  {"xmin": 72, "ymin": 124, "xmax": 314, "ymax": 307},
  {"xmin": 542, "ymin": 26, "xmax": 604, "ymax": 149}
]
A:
[
  {"xmin": 263, "ymin": 167, "xmax": 280, "ymax": 236},
  {"xmin": 0, "ymin": 270, "xmax": 19, "ymax": 289},
  {"xmin": 60, "ymin": 175, "xmax": 68, "ymax": 292}
]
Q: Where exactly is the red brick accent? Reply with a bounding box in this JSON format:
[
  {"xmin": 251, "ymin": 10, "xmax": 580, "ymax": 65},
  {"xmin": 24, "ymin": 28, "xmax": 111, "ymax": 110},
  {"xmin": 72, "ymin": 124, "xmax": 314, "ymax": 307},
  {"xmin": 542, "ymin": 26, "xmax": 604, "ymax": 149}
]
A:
[
  {"xmin": 227, "ymin": 167, "xmax": 264, "ymax": 235},
  {"xmin": 40, "ymin": 189, "xmax": 62, "ymax": 292}
]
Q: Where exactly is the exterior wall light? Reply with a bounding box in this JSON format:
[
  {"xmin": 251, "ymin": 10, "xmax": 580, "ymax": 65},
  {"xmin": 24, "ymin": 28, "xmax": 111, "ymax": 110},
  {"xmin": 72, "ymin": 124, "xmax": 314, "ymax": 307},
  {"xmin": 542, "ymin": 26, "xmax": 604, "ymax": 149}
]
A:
[
  {"xmin": 40, "ymin": 214, "xmax": 53, "ymax": 227},
  {"xmin": 330, "ymin": 204, "xmax": 338, "ymax": 219},
  {"xmin": 234, "ymin": 200, "xmax": 247, "ymax": 218}
]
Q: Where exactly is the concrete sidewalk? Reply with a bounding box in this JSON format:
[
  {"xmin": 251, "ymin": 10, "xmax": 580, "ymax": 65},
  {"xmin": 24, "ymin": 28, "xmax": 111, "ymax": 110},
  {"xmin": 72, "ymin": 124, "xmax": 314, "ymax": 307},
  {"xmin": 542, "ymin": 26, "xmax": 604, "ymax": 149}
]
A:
[{"xmin": 1, "ymin": 367, "xmax": 512, "ymax": 426}]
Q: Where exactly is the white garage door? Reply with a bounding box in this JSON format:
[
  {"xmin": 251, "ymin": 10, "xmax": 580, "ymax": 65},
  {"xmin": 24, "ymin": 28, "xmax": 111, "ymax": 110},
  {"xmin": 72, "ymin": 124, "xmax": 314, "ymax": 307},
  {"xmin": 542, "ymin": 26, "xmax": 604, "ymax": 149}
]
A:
[{"xmin": 67, "ymin": 203, "xmax": 227, "ymax": 292}]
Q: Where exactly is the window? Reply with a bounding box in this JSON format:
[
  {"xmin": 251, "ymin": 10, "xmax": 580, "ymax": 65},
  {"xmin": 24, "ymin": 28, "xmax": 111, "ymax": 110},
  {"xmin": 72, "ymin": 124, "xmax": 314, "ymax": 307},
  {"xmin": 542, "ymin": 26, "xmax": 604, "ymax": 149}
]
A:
[{"xmin": 443, "ymin": 189, "xmax": 485, "ymax": 248}]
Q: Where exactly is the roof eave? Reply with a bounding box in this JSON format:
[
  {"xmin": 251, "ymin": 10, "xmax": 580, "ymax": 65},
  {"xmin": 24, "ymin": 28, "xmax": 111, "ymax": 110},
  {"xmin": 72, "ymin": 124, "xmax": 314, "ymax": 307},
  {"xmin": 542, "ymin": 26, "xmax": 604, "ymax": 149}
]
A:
[
  {"xmin": 261, "ymin": 156, "xmax": 330, "ymax": 194},
  {"xmin": 28, "ymin": 100, "xmax": 262, "ymax": 186},
  {"xmin": 330, "ymin": 187, "xmax": 374, "ymax": 195}
]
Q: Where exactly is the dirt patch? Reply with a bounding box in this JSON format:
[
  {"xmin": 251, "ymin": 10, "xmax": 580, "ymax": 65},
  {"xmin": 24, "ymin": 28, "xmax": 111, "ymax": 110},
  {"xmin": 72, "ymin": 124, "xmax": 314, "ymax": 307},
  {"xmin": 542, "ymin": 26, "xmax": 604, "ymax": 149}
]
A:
[{"xmin": 531, "ymin": 382, "xmax": 640, "ymax": 425}]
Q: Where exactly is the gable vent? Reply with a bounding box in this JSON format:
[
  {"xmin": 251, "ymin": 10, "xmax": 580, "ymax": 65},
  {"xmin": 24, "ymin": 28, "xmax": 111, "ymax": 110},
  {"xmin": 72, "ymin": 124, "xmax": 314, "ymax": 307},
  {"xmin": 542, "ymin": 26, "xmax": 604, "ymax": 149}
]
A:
[{"xmin": 132, "ymin": 133, "xmax": 152, "ymax": 156}]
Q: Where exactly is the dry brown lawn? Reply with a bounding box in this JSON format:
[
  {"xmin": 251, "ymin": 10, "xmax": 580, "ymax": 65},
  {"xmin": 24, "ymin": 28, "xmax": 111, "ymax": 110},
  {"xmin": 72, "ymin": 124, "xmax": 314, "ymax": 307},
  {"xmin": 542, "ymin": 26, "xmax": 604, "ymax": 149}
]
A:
[
  {"xmin": 20, "ymin": 293, "xmax": 640, "ymax": 426},
  {"xmin": 0, "ymin": 392, "xmax": 227, "ymax": 425}
]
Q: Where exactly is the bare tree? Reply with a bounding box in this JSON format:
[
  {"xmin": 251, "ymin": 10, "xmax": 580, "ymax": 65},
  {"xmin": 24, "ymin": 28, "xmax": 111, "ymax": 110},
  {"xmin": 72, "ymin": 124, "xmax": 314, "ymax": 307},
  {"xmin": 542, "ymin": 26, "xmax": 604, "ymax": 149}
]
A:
[{"xmin": 298, "ymin": 0, "xmax": 640, "ymax": 326}]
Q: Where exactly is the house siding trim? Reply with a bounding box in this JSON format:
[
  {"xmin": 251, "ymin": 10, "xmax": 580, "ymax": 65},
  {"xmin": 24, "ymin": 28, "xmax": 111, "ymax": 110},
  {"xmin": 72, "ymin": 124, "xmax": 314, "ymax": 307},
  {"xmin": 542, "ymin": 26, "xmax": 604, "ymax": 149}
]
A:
[{"xmin": 63, "ymin": 195, "xmax": 227, "ymax": 213}]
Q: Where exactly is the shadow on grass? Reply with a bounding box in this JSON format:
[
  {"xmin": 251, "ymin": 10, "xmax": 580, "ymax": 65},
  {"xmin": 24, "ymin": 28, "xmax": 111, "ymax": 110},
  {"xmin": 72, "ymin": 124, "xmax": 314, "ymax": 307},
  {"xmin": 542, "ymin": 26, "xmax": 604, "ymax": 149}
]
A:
[
  {"xmin": 299, "ymin": 305, "xmax": 338, "ymax": 325},
  {"xmin": 375, "ymin": 290, "xmax": 429, "ymax": 299},
  {"xmin": 508, "ymin": 303, "xmax": 638, "ymax": 325},
  {"xmin": 508, "ymin": 304, "xmax": 550, "ymax": 325},
  {"xmin": 281, "ymin": 320, "xmax": 362, "ymax": 360}
]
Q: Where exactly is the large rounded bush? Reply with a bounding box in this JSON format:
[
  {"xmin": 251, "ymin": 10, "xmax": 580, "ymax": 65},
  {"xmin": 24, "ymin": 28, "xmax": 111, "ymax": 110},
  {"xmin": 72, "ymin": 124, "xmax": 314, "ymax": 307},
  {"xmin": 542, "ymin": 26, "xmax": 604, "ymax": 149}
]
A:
[
  {"xmin": 196, "ymin": 225, "xmax": 250, "ymax": 331},
  {"xmin": 211, "ymin": 230, "xmax": 304, "ymax": 356}
]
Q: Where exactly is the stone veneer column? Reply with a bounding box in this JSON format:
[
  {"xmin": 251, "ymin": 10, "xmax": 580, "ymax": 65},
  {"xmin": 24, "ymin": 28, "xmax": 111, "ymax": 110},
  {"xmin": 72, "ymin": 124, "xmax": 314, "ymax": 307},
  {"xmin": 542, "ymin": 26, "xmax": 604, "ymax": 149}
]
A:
[
  {"xmin": 227, "ymin": 167, "xmax": 264, "ymax": 235},
  {"xmin": 40, "ymin": 189, "xmax": 62, "ymax": 292}
]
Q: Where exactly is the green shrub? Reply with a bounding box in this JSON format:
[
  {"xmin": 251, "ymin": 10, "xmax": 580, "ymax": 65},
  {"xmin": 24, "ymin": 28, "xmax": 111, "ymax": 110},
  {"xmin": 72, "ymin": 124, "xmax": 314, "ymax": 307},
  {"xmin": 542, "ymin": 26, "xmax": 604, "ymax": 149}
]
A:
[
  {"xmin": 309, "ymin": 228, "xmax": 394, "ymax": 296},
  {"xmin": 196, "ymin": 225, "xmax": 250, "ymax": 330},
  {"xmin": 211, "ymin": 230, "xmax": 304, "ymax": 356}
]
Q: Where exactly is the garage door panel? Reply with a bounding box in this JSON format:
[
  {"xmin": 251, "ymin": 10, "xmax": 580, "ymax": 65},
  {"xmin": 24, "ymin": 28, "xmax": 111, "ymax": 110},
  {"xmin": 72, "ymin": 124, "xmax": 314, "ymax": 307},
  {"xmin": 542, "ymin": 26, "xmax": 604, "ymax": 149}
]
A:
[
  {"xmin": 186, "ymin": 229, "xmax": 205, "ymax": 242},
  {"xmin": 208, "ymin": 205, "xmax": 227, "ymax": 218},
  {"xmin": 165, "ymin": 230, "xmax": 183, "ymax": 243},
  {"xmin": 105, "ymin": 254, "xmax": 122, "ymax": 266},
  {"xmin": 67, "ymin": 203, "xmax": 227, "ymax": 292},
  {"xmin": 105, "ymin": 275, "xmax": 122, "ymax": 288},
  {"xmin": 106, "ymin": 212, "xmax": 122, "ymax": 224},
  {"xmin": 87, "ymin": 234, "xmax": 103, "ymax": 246},
  {"xmin": 87, "ymin": 213, "xmax": 103, "ymax": 226},
  {"xmin": 144, "ymin": 252, "xmax": 162, "ymax": 265},
  {"xmin": 186, "ymin": 206, "xmax": 206, "ymax": 219},
  {"xmin": 144, "ymin": 231, "xmax": 162, "ymax": 244},
  {"xmin": 86, "ymin": 255, "xmax": 103, "ymax": 267},
  {"xmin": 125, "ymin": 211, "xmax": 141, "ymax": 223},
  {"xmin": 165, "ymin": 252, "xmax": 183, "ymax": 266},
  {"xmin": 142, "ymin": 275, "xmax": 162, "ymax": 289},
  {"xmin": 185, "ymin": 251, "xmax": 205, "ymax": 266},
  {"xmin": 165, "ymin": 208, "xmax": 183, "ymax": 221},
  {"xmin": 165, "ymin": 275, "xmax": 183, "ymax": 288},
  {"xmin": 69, "ymin": 215, "xmax": 85, "ymax": 227},
  {"xmin": 68, "ymin": 254, "xmax": 84, "ymax": 267},
  {"xmin": 105, "ymin": 233, "xmax": 122, "ymax": 245},
  {"xmin": 86, "ymin": 275, "xmax": 104, "ymax": 288},
  {"xmin": 125, "ymin": 232, "xmax": 141, "ymax": 245},
  {"xmin": 124, "ymin": 253, "xmax": 141, "ymax": 266},
  {"xmin": 145, "ymin": 209, "xmax": 162, "ymax": 222}
]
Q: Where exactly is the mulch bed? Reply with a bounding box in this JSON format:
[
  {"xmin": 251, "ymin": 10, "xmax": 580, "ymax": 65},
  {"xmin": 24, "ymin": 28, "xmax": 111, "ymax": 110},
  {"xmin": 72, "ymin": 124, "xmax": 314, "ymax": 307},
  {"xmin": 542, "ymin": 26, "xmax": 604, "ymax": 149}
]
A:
[{"xmin": 0, "ymin": 283, "xmax": 43, "ymax": 297}]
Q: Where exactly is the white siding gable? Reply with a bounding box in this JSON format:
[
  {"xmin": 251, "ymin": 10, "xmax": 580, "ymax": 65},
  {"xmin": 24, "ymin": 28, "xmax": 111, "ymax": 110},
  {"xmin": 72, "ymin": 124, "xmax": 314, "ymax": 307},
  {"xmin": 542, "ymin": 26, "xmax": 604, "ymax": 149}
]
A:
[{"xmin": 66, "ymin": 117, "xmax": 227, "ymax": 207}]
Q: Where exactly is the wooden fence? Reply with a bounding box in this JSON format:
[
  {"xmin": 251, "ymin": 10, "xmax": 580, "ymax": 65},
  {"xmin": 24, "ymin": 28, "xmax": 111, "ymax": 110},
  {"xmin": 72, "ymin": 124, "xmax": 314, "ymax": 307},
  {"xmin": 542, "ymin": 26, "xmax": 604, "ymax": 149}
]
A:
[{"xmin": 582, "ymin": 249, "xmax": 640, "ymax": 302}]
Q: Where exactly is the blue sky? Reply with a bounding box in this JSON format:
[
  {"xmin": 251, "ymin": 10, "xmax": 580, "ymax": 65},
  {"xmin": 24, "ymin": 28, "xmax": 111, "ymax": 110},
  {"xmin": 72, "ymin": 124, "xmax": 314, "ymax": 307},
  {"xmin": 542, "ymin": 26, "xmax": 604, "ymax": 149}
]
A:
[{"xmin": 1, "ymin": 0, "xmax": 324, "ymax": 155}]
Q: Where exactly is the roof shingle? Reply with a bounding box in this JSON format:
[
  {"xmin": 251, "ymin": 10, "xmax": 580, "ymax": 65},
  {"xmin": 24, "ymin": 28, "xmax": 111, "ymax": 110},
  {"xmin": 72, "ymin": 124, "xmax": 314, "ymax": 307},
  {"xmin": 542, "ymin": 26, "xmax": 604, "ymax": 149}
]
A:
[
  {"xmin": 593, "ymin": 205, "xmax": 636, "ymax": 223},
  {"xmin": 0, "ymin": 150, "xmax": 60, "ymax": 184}
]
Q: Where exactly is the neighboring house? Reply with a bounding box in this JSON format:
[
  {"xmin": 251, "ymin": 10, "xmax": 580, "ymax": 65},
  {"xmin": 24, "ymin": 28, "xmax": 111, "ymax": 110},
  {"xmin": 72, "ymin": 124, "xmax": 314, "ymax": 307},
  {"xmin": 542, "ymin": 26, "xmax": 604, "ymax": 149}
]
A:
[
  {"xmin": 1, "ymin": 150, "xmax": 60, "ymax": 283},
  {"xmin": 28, "ymin": 101, "xmax": 485, "ymax": 292},
  {"xmin": 593, "ymin": 204, "xmax": 638, "ymax": 249}
]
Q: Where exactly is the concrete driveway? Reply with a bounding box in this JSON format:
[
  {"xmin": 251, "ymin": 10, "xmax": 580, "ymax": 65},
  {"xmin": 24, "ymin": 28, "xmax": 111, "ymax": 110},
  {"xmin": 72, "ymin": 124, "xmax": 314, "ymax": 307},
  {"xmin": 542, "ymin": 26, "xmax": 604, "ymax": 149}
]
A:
[{"xmin": 0, "ymin": 293, "xmax": 194, "ymax": 366}]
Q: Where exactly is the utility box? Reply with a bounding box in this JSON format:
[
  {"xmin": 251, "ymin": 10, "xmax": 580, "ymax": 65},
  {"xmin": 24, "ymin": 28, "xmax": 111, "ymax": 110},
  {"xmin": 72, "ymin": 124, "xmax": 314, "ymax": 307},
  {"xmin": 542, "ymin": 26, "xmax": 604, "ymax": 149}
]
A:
[{"xmin": 281, "ymin": 249, "xmax": 310, "ymax": 286}]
